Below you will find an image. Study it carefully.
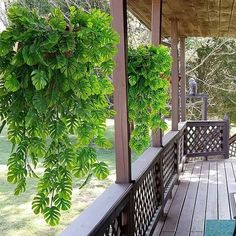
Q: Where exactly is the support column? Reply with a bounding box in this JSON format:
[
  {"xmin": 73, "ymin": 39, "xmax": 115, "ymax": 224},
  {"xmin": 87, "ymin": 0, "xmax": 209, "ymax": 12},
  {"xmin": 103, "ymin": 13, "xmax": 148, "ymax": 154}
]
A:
[
  {"xmin": 180, "ymin": 37, "xmax": 186, "ymax": 122},
  {"xmin": 171, "ymin": 18, "xmax": 179, "ymax": 131},
  {"xmin": 111, "ymin": 0, "xmax": 131, "ymax": 184},
  {"xmin": 151, "ymin": 0, "xmax": 163, "ymax": 147},
  {"xmin": 202, "ymin": 96, "xmax": 208, "ymax": 120}
]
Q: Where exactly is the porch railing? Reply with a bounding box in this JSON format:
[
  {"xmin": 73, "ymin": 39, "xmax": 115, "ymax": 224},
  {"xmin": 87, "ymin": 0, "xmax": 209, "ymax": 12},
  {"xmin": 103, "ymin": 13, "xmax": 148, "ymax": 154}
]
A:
[
  {"xmin": 185, "ymin": 120, "xmax": 229, "ymax": 159},
  {"xmin": 229, "ymin": 133, "xmax": 236, "ymax": 158},
  {"xmin": 60, "ymin": 120, "xmax": 229, "ymax": 236},
  {"xmin": 61, "ymin": 123, "xmax": 186, "ymax": 236}
]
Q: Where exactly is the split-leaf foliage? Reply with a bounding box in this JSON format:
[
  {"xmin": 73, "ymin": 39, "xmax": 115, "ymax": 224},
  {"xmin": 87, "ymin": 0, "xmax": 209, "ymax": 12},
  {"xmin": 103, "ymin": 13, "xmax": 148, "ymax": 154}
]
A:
[
  {"xmin": 0, "ymin": 5, "xmax": 118, "ymax": 225},
  {"xmin": 128, "ymin": 45, "xmax": 171, "ymax": 153}
]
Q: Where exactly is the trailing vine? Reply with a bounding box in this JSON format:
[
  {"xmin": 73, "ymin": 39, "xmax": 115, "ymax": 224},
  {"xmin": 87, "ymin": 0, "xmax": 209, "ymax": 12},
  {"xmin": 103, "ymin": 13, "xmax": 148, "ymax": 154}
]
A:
[
  {"xmin": 0, "ymin": 5, "xmax": 118, "ymax": 225},
  {"xmin": 128, "ymin": 45, "xmax": 171, "ymax": 153}
]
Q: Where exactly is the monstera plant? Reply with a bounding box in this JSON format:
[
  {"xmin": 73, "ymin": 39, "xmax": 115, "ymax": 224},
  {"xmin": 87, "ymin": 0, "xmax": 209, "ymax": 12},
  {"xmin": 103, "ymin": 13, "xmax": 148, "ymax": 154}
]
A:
[
  {"xmin": 128, "ymin": 45, "xmax": 171, "ymax": 153},
  {"xmin": 0, "ymin": 5, "xmax": 118, "ymax": 225}
]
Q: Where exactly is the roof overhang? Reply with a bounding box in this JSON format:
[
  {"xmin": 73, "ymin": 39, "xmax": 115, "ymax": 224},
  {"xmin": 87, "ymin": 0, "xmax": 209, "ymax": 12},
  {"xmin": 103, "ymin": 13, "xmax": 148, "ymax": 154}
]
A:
[{"xmin": 128, "ymin": 0, "xmax": 236, "ymax": 37}]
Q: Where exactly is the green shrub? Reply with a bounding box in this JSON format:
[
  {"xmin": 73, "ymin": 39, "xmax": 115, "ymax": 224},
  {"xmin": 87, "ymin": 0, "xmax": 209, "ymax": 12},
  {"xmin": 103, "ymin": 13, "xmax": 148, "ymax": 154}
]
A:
[
  {"xmin": 128, "ymin": 45, "xmax": 171, "ymax": 153},
  {"xmin": 0, "ymin": 5, "xmax": 118, "ymax": 225}
]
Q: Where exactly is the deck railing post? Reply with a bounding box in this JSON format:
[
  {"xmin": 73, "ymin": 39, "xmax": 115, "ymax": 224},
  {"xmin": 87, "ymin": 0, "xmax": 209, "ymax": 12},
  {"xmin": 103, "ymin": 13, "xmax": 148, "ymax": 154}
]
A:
[
  {"xmin": 151, "ymin": 0, "xmax": 163, "ymax": 147},
  {"xmin": 171, "ymin": 18, "xmax": 179, "ymax": 131},
  {"xmin": 180, "ymin": 37, "xmax": 186, "ymax": 122},
  {"xmin": 224, "ymin": 115, "xmax": 230, "ymax": 159},
  {"xmin": 111, "ymin": 0, "xmax": 131, "ymax": 184},
  {"xmin": 111, "ymin": 1, "xmax": 133, "ymax": 234}
]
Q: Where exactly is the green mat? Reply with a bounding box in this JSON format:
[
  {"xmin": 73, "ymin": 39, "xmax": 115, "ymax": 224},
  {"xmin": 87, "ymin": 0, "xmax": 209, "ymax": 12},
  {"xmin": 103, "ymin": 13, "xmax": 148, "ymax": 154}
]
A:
[{"xmin": 205, "ymin": 220, "xmax": 236, "ymax": 236}]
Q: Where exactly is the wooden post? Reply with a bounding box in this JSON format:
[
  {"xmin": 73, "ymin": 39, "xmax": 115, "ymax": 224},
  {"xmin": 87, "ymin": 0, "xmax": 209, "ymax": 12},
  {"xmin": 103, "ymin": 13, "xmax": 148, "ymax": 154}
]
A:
[
  {"xmin": 151, "ymin": 0, "xmax": 163, "ymax": 147},
  {"xmin": 224, "ymin": 115, "xmax": 230, "ymax": 159},
  {"xmin": 180, "ymin": 37, "xmax": 186, "ymax": 122},
  {"xmin": 171, "ymin": 18, "xmax": 179, "ymax": 131},
  {"xmin": 111, "ymin": 0, "xmax": 131, "ymax": 184},
  {"xmin": 202, "ymin": 96, "xmax": 208, "ymax": 120},
  {"xmin": 151, "ymin": 0, "xmax": 162, "ymax": 45}
]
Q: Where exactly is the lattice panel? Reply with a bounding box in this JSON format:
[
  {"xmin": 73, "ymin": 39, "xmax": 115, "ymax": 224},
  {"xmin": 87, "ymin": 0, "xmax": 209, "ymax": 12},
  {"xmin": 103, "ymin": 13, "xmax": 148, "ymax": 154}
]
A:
[
  {"xmin": 103, "ymin": 216, "xmax": 123, "ymax": 236},
  {"xmin": 163, "ymin": 143, "xmax": 176, "ymax": 190},
  {"xmin": 134, "ymin": 162, "xmax": 162, "ymax": 236},
  {"xmin": 185, "ymin": 124, "xmax": 224, "ymax": 155},
  {"xmin": 230, "ymin": 141, "xmax": 236, "ymax": 158}
]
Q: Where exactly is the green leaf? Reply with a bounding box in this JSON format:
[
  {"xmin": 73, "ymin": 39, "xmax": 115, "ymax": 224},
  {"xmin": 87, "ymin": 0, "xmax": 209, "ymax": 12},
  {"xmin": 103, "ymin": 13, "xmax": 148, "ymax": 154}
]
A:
[
  {"xmin": 54, "ymin": 194, "xmax": 71, "ymax": 211},
  {"xmin": 43, "ymin": 206, "xmax": 60, "ymax": 226},
  {"xmin": 49, "ymin": 120, "xmax": 67, "ymax": 139},
  {"xmin": 4, "ymin": 74, "xmax": 20, "ymax": 92},
  {"xmin": 73, "ymin": 163, "xmax": 90, "ymax": 178},
  {"xmin": 49, "ymin": 9, "xmax": 66, "ymax": 31},
  {"xmin": 32, "ymin": 93, "xmax": 47, "ymax": 113},
  {"xmin": 14, "ymin": 179, "xmax": 26, "ymax": 195},
  {"xmin": 32, "ymin": 193, "xmax": 49, "ymax": 215},
  {"xmin": 92, "ymin": 162, "xmax": 109, "ymax": 180},
  {"xmin": 31, "ymin": 70, "xmax": 48, "ymax": 90}
]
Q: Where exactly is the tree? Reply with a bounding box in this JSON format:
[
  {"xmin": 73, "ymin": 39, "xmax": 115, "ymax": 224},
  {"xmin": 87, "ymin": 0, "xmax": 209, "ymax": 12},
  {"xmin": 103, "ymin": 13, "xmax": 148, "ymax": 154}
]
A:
[{"xmin": 186, "ymin": 37, "xmax": 236, "ymax": 124}]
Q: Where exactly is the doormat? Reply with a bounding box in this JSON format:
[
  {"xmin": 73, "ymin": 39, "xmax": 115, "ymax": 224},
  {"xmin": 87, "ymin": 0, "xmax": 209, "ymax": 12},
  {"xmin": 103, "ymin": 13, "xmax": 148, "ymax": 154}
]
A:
[{"xmin": 205, "ymin": 220, "xmax": 236, "ymax": 236}]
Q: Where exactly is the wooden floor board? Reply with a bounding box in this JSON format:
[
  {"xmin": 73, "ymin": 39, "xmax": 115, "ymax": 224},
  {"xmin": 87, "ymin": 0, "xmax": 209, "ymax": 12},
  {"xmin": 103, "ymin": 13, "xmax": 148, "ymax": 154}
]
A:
[
  {"xmin": 155, "ymin": 160, "xmax": 236, "ymax": 235},
  {"xmin": 161, "ymin": 163, "xmax": 196, "ymax": 233},
  {"xmin": 218, "ymin": 161, "xmax": 231, "ymax": 219},
  {"xmin": 225, "ymin": 162, "xmax": 236, "ymax": 218},
  {"xmin": 191, "ymin": 162, "xmax": 209, "ymax": 232},
  {"xmin": 175, "ymin": 162, "xmax": 202, "ymax": 235},
  {"xmin": 205, "ymin": 162, "xmax": 218, "ymax": 219}
]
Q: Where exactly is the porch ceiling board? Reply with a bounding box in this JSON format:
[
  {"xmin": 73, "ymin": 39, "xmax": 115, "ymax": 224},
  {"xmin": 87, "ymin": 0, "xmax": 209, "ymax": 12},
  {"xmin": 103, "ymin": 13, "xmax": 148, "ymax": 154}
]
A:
[{"xmin": 128, "ymin": 0, "xmax": 236, "ymax": 37}]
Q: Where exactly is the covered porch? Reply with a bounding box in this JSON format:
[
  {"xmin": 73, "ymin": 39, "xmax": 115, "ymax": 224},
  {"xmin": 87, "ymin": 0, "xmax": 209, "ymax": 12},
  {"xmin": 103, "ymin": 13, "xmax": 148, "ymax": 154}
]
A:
[{"xmin": 61, "ymin": 0, "xmax": 236, "ymax": 235}]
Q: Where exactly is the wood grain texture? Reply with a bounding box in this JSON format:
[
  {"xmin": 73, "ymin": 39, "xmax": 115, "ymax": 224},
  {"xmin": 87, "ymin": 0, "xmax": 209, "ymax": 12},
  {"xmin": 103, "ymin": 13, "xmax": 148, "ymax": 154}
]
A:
[
  {"xmin": 154, "ymin": 160, "xmax": 236, "ymax": 235},
  {"xmin": 111, "ymin": 0, "xmax": 131, "ymax": 184},
  {"xmin": 128, "ymin": 0, "xmax": 236, "ymax": 37}
]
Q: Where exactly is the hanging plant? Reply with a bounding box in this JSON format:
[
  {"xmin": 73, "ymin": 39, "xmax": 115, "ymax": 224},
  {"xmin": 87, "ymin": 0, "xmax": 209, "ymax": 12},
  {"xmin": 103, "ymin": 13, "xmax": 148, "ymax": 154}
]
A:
[
  {"xmin": 128, "ymin": 45, "xmax": 171, "ymax": 153},
  {"xmin": 0, "ymin": 5, "xmax": 118, "ymax": 225}
]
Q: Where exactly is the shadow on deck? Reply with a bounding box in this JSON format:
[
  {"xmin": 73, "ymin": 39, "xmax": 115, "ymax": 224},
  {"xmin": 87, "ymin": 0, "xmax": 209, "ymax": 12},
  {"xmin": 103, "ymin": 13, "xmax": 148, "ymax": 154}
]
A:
[{"xmin": 154, "ymin": 160, "xmax": 236, "ymax": 236}]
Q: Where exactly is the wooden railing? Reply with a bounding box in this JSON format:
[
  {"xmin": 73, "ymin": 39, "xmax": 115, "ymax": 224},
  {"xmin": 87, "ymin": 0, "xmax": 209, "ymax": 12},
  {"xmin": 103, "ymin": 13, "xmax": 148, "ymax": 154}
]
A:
[
  {"xmin": 60, "ymin": 120, "xmax": 229, "ymax": 236},
  {"xmin": 184, "ymin": 120, "xmax": 229, "ymax": 159},
  {"xmin": 229, "ymin": 133, "xmax": 236, "ymax": 158},
  {"xmin": 61, "ymin": 123, "xmax": 186, "ymax": 236}
]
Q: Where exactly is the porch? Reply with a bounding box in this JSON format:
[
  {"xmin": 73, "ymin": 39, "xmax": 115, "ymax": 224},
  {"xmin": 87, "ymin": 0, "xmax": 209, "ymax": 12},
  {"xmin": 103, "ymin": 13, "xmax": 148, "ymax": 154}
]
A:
[
  {"xmin": 154, "ymin": 160, "xmax": 236, "ymax": 236},
  {"xmin": 60, "ymin": 0, "xmax": 236, "ymax": 235}
]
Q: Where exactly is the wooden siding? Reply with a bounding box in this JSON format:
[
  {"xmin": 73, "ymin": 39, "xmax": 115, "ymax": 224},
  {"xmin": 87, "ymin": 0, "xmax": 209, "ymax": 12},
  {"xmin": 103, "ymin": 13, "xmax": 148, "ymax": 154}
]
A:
[
  {"xmin": 154, "ymin": 160, "xmax": 236, "ymax": 236},
  {"xmin": 128, "ymin": 0, "xmax": 236, "ymax": 37}
]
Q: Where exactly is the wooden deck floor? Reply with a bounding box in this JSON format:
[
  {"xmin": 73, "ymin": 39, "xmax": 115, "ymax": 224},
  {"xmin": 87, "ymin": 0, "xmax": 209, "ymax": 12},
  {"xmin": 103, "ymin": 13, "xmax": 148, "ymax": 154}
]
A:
[{"xmin": 154, "ymin": 160, "xmax": 236, "ymax": 236}]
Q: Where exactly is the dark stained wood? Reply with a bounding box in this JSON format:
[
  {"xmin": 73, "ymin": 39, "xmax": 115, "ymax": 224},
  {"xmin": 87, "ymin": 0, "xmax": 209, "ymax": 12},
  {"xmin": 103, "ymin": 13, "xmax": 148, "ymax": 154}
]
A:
[
  {"xmin": 60, "ymin": 184, "xmax": 132, "ymax": 236},
  {"xmin": 205, "ymin": 162, "xmax": 218, "ymax": 219},
  {"xmin": 224, "ymin": 115, "xmax": 230, "ymax": 159},
  {"xmin": 225, "ymin": 162, "xmax": 236, "ymax": 217},
  {"xmin": 175, "ymin": 162, "xmax": 202, "ymax": 235},
  {"xmin": 151, "ymin": 0, "xmax": 163, "ymax": 147},
  {"xmin": 218, "ymin": 162, "xmax": 231, "ymax": 219},
  {"xmin": 191, "ymin": 162, "xmax": 209, "ymax": 232},
  {"xmin": 160, "ymin": 163, "xmax": 195, "ymax": 233},
  {"xmin": 111, "ymin": 0, "xmax": 131, "ymax": 184},
  {"xmin": 171, "ymin": 18, "xmax": 179, "ymax": 131},
  {"xmin": 155, "ymin": 160, "xmax": 236, "ymax": 235},
  {"xmin": 151, "ymin": 0, "xmax": 162, "ymax": 44},
  {"xmin": 180, "ymin": 37, "xmax": 186, "ymax": 122},
  {"xmin": 153, "ymin": 185, "xmax": 178, "ymax": 235}
]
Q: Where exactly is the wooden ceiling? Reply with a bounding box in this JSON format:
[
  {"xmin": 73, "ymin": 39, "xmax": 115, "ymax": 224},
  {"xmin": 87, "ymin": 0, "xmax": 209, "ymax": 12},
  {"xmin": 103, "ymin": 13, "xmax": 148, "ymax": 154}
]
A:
[{"xmin": 128, "ymin": 0, "xmax": 236, "ymax": 37}]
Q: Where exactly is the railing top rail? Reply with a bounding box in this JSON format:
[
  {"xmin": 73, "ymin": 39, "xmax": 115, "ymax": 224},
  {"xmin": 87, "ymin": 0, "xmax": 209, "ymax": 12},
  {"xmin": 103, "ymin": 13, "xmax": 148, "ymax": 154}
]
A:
[
  {"xmin": 229, "ymin": 133, "xmax": 236, "ymax": 144},
  {"xmin": 132, "ymin": 122, "xmax": 186, "ymax": 182},
  {"xmin": 60, "ymin": 183, "xmax": 132, "ymax": 236},
  {"xmin": 187, "ymin": 120, "xmax": 226, "ymax": 124}
]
